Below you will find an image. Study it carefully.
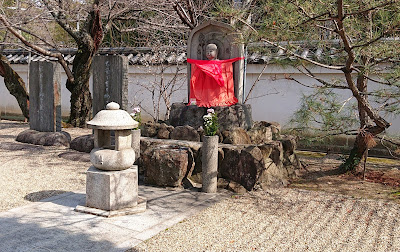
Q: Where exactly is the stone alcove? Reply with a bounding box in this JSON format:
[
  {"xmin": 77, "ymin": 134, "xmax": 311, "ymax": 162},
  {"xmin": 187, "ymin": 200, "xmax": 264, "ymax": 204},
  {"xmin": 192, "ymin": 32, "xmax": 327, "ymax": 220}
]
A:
[{"xmin": 187, "ymin": 20, "xmax": 245, "ymax": 103}]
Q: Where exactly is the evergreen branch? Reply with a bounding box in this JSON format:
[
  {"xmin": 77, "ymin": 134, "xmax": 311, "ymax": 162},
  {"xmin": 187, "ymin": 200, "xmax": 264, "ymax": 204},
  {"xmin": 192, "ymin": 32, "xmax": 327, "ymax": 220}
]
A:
[
  {"xmin": 296, "ymin": 64, "xmax": 349, "ymax": 89},
  {"xmin": 344, "ymin": 1, "xmax": 398, "ymax": 18},
  {"xmin": 261, "ymin": 39, "xmax": 344, "ymax": 70}
]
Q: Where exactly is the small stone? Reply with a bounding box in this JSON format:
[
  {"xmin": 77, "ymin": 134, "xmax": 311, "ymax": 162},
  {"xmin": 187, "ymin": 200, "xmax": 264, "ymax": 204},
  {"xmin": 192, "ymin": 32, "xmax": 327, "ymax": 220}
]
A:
[{"xmin": 227, "ymin": 181, "xmax": 247, "ymax": 194}]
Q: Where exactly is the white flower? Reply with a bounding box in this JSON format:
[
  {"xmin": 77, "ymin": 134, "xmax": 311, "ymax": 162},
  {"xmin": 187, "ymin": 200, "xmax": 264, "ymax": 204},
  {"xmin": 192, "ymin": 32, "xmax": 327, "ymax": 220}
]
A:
[
  {"xmin": 207, "ymin": 108, "xmax": 214, "ymax": 114},
  {"xmin": 133, "ymin": 107, "xmax": 141, "ymax": 113},
  {"xmin": 203, "ymin": 114, "xmax": 212, "ymax": 120}
]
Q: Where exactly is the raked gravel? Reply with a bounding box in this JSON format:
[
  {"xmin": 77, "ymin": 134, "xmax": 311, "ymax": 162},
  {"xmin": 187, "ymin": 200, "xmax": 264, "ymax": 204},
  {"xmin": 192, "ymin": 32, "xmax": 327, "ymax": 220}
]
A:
[
  {"xmin": 0, "ymin": 120, "xmax": 91, "ymax": 212},
  {"xmin": 1, "ymin": 120, "xmax": 400, "ymax": 251},
  {"xmin": 133, "ymin": 188, "xmax": 400, "ymax": 251}
]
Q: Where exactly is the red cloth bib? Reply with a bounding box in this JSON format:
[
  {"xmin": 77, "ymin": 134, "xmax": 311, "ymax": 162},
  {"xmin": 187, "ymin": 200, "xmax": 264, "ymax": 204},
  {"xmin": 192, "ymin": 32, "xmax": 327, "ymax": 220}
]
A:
[{"xmin": 187, "ymin": 57, "xmax": 244, "ymax": 107}]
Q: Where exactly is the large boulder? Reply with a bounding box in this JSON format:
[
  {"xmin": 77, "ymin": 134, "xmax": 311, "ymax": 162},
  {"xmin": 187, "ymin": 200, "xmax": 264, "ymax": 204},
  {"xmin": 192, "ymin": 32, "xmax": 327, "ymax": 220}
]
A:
[
  {"xmin": 16, "ymin": 129, "xmax": 71, "ymax": 147},
  {"xmin": 142, "ymin": 145, "xmax": 194, "ymax": 187},
  {"xmin": 169, "ymin": 103, "xmax": 205, "ymax": 128},
  {"xmin": 213, "ymin": 104, "xmax": 253, "ymax": 131},
  {"xmin": 70, "ymin": 134, "xmax": 94, "ymax": 153},
  {"xmin": 222, "ymin": 127, "xmax": 251, "ymax": 144},
  {"xmin": 219, "ymin": 142, "xmax": 292, "ymax": 190},
  {"xmin": 170, "ymin": 125, "xmax": 200, "ymax": 142}
]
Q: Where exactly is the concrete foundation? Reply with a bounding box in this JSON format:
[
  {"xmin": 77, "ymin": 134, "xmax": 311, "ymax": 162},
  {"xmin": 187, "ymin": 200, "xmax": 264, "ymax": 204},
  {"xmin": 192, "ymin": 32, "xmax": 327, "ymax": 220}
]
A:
[{"xmin": 85, "ymin": 166, "xmax": 143, "ymax": 211}]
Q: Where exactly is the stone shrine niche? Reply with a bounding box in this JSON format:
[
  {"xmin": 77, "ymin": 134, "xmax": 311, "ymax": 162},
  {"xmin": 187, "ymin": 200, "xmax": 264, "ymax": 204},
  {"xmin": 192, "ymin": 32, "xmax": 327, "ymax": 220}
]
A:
[{"xmin": 187, "ymin": 20, "xmax": 245, "ymax": 104}]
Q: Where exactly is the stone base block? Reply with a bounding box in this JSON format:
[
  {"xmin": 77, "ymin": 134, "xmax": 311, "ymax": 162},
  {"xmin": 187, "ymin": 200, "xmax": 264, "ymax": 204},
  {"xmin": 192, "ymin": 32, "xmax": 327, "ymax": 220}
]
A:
[
  {"xmin": 86, "ymin": 166, "xmax": 139, "ymax": 211},
  {"xmin": 75, "ymin": 196, "xmax": 147, "ymax": 218}
]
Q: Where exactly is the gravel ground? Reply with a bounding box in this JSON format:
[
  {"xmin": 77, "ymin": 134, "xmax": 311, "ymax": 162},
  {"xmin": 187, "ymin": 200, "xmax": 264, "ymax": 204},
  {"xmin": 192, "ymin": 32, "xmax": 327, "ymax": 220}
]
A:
[
  {"xmin": 133, "ymin": 188, "xmax": 400, "ymax": 251},
  {"xmin": 0, "ymin": 120, "xmax": 91, "ymax": 211},
  {"xmin": 1, "ymin": 120, "xmax": 400, "ymax": 251}
]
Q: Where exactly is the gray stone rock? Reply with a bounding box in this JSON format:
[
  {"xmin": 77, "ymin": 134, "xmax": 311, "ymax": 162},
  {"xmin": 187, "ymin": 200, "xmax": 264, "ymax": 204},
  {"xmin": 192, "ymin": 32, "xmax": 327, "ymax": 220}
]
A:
[
  {"xmin": 157, "ymin": 123, "xmax": 172, "ymax": 139},
  {"xmin": 140, "ymin": 122, "xmax": 161, "ymax": 137},
  {"xmin": 247, "ymin": 122, "xmax": 273, "ymax": 144},
  {"xmin": 227, "ymin": 181, "xmax": 248, "ymax": 194},
  {"xmin": 281, "ymin": 135, "xmax": 297, "ymax": 155},
  {"xmin": 170, "ymin": 125, "xmax": 200, "ymax": 142},
  {"xmin": 70, "ymin": 134, "xmax": 94, "ymax": 153},
  {"xmin": 142, "ymin": 145, "xmax": 194, "ymax": 187},
  {"xmin": 269, "ymin": 121, "xmax": 281, "ymax": 140},
  {"xmin": 169, "ymin": 103, "xmax": 205, "ymax": 128},
  {"xmin": 16, "ymin": 129, "xmax": 71, "ymax": 147},
  {"xmin": 214, "ymin": 104, "xmax": 253, "ymax": 131},
  {"xmin": 219, "ymin": 143, "xmax": 292, "ymax": 190},
  {"xmin": 222, "ymin": 127, "xmax": 251, "ymax": 144}
]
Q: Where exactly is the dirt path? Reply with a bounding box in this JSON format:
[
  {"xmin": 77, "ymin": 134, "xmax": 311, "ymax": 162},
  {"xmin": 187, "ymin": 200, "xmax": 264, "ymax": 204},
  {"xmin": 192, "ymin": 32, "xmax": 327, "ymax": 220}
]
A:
[{"xmin": 290, "ymin": 152, "xmax": 400, "ymax": 204}]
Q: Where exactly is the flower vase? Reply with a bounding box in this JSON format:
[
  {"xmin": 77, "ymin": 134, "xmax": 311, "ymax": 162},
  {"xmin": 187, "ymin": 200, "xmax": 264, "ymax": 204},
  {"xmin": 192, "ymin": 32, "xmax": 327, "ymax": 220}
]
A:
[
  {"xmin": 131, "ymin": 129, "xmax": 141, "ymax": 164},
  {"xmin": 202, "ymin": 135, "xmax": 219, "ymax": 193}
]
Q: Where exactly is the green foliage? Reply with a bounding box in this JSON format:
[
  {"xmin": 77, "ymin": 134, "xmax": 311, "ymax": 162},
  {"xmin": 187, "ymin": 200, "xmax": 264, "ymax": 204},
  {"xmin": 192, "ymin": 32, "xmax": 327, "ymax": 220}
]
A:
[
  {"xmin": 339, "ymin": 148, "xmax": 362, "ymax": 172},
  {"xmin": 289, "ymin": 88, "xmax": 358, "ymax": 138}
]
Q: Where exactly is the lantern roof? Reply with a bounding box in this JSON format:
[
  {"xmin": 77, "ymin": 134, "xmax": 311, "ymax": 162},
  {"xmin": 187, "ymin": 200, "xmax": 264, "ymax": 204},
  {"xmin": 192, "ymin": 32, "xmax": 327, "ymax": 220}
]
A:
[{"xmin": 86, "ymin": 102, "xmax": 138, "ymax": 130}]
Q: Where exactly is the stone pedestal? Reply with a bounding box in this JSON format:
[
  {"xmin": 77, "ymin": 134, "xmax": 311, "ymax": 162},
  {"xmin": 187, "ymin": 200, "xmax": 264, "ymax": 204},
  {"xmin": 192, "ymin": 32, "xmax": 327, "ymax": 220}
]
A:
[
  {"xmin": 75, "ymin": 166, "xmax": 146, "ymax": 217},
  {"xmin": 86, "ymin": 166, "xmax": 138, "ymax": 210},
  {"xmin": 202, "ymin": 135, "xmax": 219, "ymax": 193}
]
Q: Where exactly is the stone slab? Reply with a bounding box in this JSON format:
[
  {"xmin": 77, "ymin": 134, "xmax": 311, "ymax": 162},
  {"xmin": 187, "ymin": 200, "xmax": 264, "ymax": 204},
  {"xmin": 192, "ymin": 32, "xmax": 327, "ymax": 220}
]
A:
[
  {"xmin": 29, "ymin": 61, "xmax": 61, "ymax": 132},
  {"xmin": 75, "ymin": 196, "xmax": 147, "ymax": 218},
  {"xmin": 86, "ymin": 166, "xmax": 138, "ymax": 211},
  {"xmin": 0, "ymin": 186, "xmax": 229, "ymax": 252},
  {"xmin": 92, "ymin": 55, "xmax": 129, "ymax": 116}
]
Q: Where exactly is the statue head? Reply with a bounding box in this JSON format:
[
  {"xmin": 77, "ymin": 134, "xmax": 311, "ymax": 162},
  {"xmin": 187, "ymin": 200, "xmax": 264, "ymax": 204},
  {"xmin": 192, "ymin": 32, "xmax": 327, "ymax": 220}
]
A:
[{"xmin": 206, "ymin": 43, "xmax": 218, "ymax": 60}]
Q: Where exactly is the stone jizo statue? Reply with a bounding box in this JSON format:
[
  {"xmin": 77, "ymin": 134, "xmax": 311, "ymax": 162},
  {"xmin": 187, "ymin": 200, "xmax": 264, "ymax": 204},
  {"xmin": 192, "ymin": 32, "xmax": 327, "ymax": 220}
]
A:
[
  {"xmin": 187, "ymin": 43, "xmax": 244, "ymax": 107},
  {"xmin": 205, "ymin": 43, "xmax": 218, "ymax": 60}
]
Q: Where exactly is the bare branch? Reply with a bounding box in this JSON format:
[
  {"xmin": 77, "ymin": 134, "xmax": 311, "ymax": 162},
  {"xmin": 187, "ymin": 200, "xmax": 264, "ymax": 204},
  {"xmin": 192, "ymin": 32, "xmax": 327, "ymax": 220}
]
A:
[
  {"xmin": 41, "ymin": 0, "xmax": 79, "ymax": 41},
  {"xmin": 244, "ymin": 63, "xmax": 268, "ymax": 103},
  {"xmin": 173, "ymin": 1, "xmax": 195, "ymax": 29},
  {"xmin": 0, "ymin": 14, "xmax": 74, "ymax": 83}
]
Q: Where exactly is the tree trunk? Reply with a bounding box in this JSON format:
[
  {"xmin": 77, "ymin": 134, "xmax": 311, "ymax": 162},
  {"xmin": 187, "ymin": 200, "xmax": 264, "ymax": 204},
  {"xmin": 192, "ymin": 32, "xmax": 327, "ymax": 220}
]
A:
[
  {"xmin": 341, "ymin": 125, "xmax": 381, "ymax": 173},
  {"xmin": 0, "ymin": 53, "xmax": 29, "ymax": 119},
  {"xmin": 67, "ymin": 41, "xmax": 95, "ymax": 127},
  {"xmin": 341, "ymin": 57, "xmax": 378, "ymax": 173},
  {"xmin": 67, "ymin": 6, "xmax": 103, "ymax": 127}
]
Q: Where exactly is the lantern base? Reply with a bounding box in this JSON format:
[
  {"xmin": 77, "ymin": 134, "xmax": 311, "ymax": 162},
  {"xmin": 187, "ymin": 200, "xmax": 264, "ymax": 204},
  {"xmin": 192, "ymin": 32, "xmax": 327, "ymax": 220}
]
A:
[{"xmin": 81, "ymin": 166, "xmax": 145, "ymax": 214}]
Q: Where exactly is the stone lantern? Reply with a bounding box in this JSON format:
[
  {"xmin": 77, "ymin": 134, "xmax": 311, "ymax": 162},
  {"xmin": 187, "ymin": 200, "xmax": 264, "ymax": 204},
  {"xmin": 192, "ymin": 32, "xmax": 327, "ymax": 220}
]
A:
[{"xmin": 75, "ymin": 102, "xmax": 146, "ymax": 217}]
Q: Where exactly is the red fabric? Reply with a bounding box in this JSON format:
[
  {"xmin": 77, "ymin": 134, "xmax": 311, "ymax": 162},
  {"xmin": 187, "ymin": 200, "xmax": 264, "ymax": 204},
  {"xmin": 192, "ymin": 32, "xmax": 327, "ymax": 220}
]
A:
[{"xmin": 187, "ymin": 57, "xmax": 244, "ymax": 107}]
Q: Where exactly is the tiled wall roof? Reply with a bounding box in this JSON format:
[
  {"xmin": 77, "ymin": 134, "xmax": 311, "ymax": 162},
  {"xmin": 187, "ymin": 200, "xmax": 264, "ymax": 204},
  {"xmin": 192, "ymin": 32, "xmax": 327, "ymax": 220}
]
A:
[{"xmin": 2, "ymin": 44, "xmax": 343, "ymax": 65}]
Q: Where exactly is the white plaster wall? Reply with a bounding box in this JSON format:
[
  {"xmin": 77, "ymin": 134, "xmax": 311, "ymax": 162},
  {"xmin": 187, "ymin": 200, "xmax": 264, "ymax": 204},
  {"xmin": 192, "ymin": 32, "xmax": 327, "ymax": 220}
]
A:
[{"xmin": 1, "ymin": 63, "xmax": 399, "ymax": 135}]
